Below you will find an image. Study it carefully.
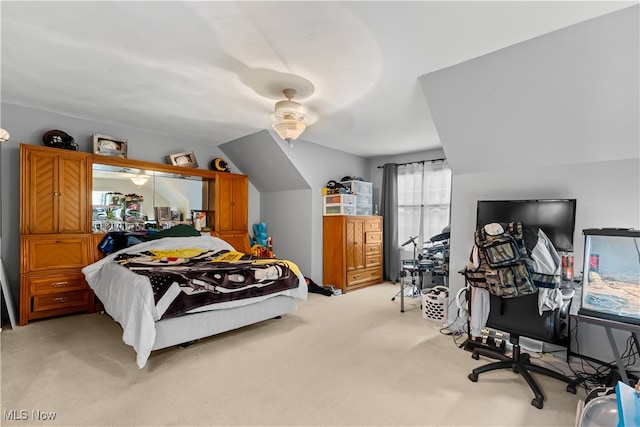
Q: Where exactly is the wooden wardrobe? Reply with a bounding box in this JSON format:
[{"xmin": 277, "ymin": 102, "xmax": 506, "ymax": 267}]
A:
[
  {"xmin": 19, "ymin": 144, "xmax": 94, "ymax": 325},
  {"xmin": 323, "ymin": 215, "xmax": 383, "ymax": 293}
]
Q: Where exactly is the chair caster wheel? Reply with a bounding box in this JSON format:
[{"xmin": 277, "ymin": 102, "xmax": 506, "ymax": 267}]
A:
[
  {"xmin": 531, "ymin": 398, "xmax": 543, "ymax": 409},
  {"xmin": 468, "ymin": 373, "xmax": 478, "ymax": 382},
  {"xmin": 566, "ymin": 384, "xmax": 577, "ymax": 394},
  {"xmin": 472, "ymin": 353, "xmax": 479, "ymax": 360}
]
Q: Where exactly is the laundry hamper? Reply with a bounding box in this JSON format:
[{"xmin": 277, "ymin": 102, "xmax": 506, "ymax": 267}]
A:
[{"xmin": 422, "ymin": 286, "xmax": 448, "ymax": 322}]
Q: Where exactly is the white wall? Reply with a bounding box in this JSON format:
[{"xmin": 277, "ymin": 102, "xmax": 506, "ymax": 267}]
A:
[
  {"xmin": 421, "ymin": 6, "xmax": 639, "ymax": 176},
  {"xmin": 260, "ymin": 189, "xmax": 313, "ymax": 275}
]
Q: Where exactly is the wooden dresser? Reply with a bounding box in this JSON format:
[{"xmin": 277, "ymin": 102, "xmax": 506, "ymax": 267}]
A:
[
  {"xmin": 323, "ymin": 215, "xmax": 383, "ymax": 293},
  {"xmin": 19, "ymin": 144, "xmax": 95, "ymax": 325}
]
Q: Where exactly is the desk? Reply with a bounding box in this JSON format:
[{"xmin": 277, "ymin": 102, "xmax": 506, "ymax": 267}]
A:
[{"xmin": 572, "ymin": 313, "xmax": 640, "ymax": 386}]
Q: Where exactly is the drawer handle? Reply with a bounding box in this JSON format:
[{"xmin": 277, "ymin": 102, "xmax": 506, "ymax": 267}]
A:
[
  {"xmin": 54, "ymin": 297, "xmax": 69, "ymax": 303},
  {"xmin": 51, "ymin": 282, "xmax": 68, "ymax": 288},
  {"xmin": 353, "ymin": 275, "xmax": 360, "ymax": 279}
]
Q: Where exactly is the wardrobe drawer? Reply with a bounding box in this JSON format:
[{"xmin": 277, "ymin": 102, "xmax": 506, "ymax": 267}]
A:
[
  {"xmin": 32, "ymin": 290, "xmax": 90, "ymax": 312},
  {"xmin": 28, "ymin": 272, "xmax": 87, "ymax": 295},
  {"xmin": 365, "ymin": 231, "xmax": 382, "ymax": 243},
  {"xmin": 23, "ymin": 236, "xmax": 89, "ymax": 272},
  {"xmin": 347, "ymin": 267, "xmax": 382, "ymax": 286}
]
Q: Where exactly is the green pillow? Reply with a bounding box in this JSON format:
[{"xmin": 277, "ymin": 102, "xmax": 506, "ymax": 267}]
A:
[{"xmin": 140, "ymin": 224, "xmax": 201, "ymax": 241}]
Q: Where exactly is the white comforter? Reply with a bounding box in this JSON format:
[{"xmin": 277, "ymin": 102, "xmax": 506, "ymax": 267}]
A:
[{"xmin": 82, "ymin": 235, "xmax": 307, "ymax": 368}]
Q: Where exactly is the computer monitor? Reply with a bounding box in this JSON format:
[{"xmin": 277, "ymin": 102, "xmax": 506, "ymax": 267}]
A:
[{"xmin": 476, "ymin": 199, "xmax": 577, "ymax": 252}]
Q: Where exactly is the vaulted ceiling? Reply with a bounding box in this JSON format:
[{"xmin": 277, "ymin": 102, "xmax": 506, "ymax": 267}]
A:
[{"xmin": 1, "ymin": 1, "xmax": 635, "ymax": 158}]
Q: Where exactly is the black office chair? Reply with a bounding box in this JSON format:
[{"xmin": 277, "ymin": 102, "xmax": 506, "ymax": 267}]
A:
[{"xmin": 467, "ymin": 292, "xmax": 579, "ymax": 409}]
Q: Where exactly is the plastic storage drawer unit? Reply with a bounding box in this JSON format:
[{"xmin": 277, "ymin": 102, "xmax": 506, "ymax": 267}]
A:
[
  {"xmin": 324, "ymin": 194, "xmax": 356, "ymax": 205},
  {"xmin": 324, "ymin": 205, "xmax": 356, "ymax": 216},
  {"xmin": 340, "ymin": 180, "xmax": 372, "ymax": 195}
]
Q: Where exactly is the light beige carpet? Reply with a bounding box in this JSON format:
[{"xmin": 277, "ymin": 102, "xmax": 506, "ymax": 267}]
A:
[{"xmin": 1, "ymin": 283, "xmax": 583, "ymax": 426}]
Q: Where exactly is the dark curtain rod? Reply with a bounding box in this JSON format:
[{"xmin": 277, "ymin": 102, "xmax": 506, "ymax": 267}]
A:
[{"xmin": 376, "ymin": 158, "xmax": 446, "ymax": 168}]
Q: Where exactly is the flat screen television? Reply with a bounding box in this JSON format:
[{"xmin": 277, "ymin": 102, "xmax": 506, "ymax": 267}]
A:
[{"xmin": 476, "ymin": 199, "xmax": 577, "ymax": 252}]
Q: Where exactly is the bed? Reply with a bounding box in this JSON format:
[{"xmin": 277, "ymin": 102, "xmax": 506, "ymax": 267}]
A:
[{"xmin": 82, "ymin": 234, "xmax": 308, "ymax": 368}]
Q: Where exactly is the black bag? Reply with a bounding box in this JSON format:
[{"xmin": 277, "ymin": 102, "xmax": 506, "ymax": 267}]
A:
[{"xmin": 305, "ymin": 277, "xmax": 333, "ymax": 296}]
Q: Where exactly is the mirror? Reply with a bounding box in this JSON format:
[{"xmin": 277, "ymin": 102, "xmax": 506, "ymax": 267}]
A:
[{"xmin": 92, "ymin": 164, "xmax": 207, "ymax": 233}]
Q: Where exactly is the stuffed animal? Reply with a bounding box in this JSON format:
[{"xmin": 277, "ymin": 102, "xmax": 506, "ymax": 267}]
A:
[{"xmin": 253, "ymin": 222, "xmax": 269, "ymax": 247}]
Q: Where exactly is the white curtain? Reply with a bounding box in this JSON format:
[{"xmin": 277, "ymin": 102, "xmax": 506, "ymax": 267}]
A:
[
  {"xmin": 397, "ymin": 163, "xmax": 424, "ymax": 251},
  {"xmin": 397, "ymin": 161, "xmax": 452, "ymax": 256}
]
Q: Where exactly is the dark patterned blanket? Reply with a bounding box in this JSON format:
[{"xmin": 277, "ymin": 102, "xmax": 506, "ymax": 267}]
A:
[{"xmin": 114, "ymin": 248, "xmax": 301, "ymax": 319}]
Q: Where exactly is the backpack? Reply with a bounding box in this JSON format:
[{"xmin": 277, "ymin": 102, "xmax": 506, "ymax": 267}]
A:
[
  {"xmin": 475, "ymin": 222, "xmax": 526, "ymax": 268},
  {"xmin": 465, "ymin": 222, "xmax": 537, "ymax": 298}
]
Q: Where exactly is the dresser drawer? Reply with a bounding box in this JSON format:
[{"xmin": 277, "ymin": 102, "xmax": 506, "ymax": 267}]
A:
[
  {"xmin": 365, "ymin": 231, "xmax": 382, "ymax": 243},
  {"xmin": 28, "ymin": 272, "xmax": 87, "ymax": 295},
  {"xmin": 365, "ymin": 220, "xmax": 381, "ymax": 232},
  {"xmin": 366, "ymin": 242, "xmax": 382, "ymax": 255},
  {"xmin": 347, "ymin": 267, "xmax": 382, "ymax": 286},
  {"xmin": 366, "ymin": 254, "xmax": 382, "ymax": 268},
  {"xmin": 23, "ymin": 236, "xmax": 89, "ymax": 272},
  {"xmin": 32, "ymin": 290, "xmax": 90, "ymax": 312}
]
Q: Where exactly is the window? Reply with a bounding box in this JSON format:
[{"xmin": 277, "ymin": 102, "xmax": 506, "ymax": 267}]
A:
[{"xmin": 397, "ymin": 161, "xmax": 452, "ymax": 251}]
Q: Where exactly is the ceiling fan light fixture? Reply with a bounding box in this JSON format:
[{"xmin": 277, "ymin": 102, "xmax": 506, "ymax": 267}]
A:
[
  {"xmin": 272, "ymin": 116, "xmax": 306, "ymax": 146},
  {"xmin": 272, "ymin": 89, "xmax": 306, "ymax": 146},
  {"xmin": 130, "ymin": 175, "xmax": 149, "ymax": 186}
]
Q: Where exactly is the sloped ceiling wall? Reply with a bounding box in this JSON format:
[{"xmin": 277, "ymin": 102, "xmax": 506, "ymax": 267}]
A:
[
  {"xmin": 219, "ymin": 130, "xmax": 310, "ymax": 192},
  {"xmin": 419, "ymin": 5, "xmax": 639, "ymax": 175}
]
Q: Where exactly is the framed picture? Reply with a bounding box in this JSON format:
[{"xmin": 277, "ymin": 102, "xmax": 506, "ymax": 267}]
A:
[
  {"xmin": 93, "ymin": 134, "xmax": 128, "ymax": 158},
  {"xmin": 169, "ymin": 151, "xmax": 198, "ymax": 168}
]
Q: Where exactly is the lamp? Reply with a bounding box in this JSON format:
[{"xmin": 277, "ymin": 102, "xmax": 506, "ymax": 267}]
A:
[
  {"xmin": 130, "ymin": 175, "xmax": 149, "ymax": 186},
  {"xmin": 272, "ymin": 89, "xmax": 306, "ymax": 147}
]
